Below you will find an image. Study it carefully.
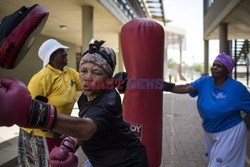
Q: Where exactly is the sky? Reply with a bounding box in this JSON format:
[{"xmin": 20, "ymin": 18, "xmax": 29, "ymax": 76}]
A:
[{"xmin": 163, "ymin": 0, "xmax": 219, "ymax": 66}]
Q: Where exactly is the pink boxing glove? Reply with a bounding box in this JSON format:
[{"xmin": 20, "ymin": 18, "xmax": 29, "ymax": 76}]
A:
[
  {"xmin": 49, "ymin": 137, "xmax": 79, "ymax": 167},
  {"xmin": 0, "ymin": 78, "xmax": 56, "ymax": 130}
]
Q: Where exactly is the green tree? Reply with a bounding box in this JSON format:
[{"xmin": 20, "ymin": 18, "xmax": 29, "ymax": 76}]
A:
[
  {"xmin": 193, "ymin": 63, "xmax": 203, "ymax": 73},
  {"xmin": 168, "ymin": 58, "xmax": 178, "ymax": 69}
]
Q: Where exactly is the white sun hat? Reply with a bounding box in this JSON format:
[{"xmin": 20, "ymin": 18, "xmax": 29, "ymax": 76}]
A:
[{"xmin": 38, "ymin": 39, "xmax": 69, "ymax": 67}]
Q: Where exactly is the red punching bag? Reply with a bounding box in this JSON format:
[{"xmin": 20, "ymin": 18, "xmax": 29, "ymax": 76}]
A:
[
  {"xmin": 121, "ymin": 18, "xmax": 164, "ymax": 166},
  {"xmin": 0, "ymin": 4, "xmax": 49, "ymax": 69}
]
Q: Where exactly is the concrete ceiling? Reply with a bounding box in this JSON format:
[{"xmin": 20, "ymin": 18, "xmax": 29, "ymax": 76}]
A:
[
  {"xmin": 206, "ymin": 0, "xmax": 250, "ymax": 40},
  {"xmin": 225, "ymin": 0, "xmax": 250, "ymax": 39},
  {"xmin": 0, "ymin": 0, "xmax": 123, "ymax": 51}
]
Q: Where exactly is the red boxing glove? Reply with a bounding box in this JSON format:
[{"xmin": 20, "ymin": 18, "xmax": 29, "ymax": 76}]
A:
[
  {"xmin": 0, "ymin": 78, "xmax": 56, "ymax": 130},
  {"xmin": 49, "ymin": 137, "xmax": 79, "ymax": 167}
]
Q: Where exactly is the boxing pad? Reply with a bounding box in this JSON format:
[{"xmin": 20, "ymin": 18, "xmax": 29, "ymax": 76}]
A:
[
  {"xmin": 121, "ymin": 18, "xmax": 164, "ymax": 167},
  {"xmin": 0, "ymin": 4, "xmax": 49, "ymax": 69}
]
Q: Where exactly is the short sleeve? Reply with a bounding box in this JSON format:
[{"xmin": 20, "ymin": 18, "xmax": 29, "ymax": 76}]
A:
[
  {"xmin": 71, "ymin": 68, "xmax": 82, "ymax": 91},
  {"xmin": 239, "ymin": 86, "xmax": 250, "ymax": 114},
  {"xmin": 188, "ymin": 76, "xmax": 207, "ymax": 97},
  {"xmin": 28, "ymin": 73, "xmax": 52, "ymax": 98},
  {"xmin": 84, "ymin": 90, "xmax": 122, "ymax": 132},
  {"xmin": 86, "ymin": 105, "xmax": 115, "ymax": 131}
]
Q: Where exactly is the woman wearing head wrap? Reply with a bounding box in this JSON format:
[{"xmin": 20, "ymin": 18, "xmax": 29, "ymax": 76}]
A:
[
  {"xmin": 47, "ymin": 40, "xmax": 149, "ymax": 167},
  {"xmin": 163, "ymin": 52, "xmax": 250, "ymax": 167}
]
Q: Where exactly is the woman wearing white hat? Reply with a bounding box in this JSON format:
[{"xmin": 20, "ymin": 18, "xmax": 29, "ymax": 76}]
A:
[{"xmin": 18, "ymin": 39, "xmax": 82, "ymax": 166}]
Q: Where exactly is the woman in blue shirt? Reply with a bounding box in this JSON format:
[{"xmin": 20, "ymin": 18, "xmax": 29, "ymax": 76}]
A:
[{"xmin": 164, "ymin": 52, "xmax": 250, "ymax": 167}]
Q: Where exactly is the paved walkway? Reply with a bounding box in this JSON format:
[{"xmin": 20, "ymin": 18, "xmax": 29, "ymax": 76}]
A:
[
  {"xmin": 161, "ymin": 93, "xmax": 250, "ymax": 167},
  {"xmin": 0, "ymin": 93, "xmax": 249, "ymax": 167},
  {"xmin": 161, "ymin": 93, "xmax": 207, "ymax": 167}
]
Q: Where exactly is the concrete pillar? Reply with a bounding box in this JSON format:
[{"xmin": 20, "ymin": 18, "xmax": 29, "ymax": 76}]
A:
[
  {"xmin": 82, "ymin": 6, "xmax": 93, "ymax": 50},
  {"xmin": 219, "ymin": 23, "xmax": 229, "ymax": 54},
  {"xmin": 164, "ymin": 47, "xmax": 168, "ymax": 81},
  {"xmin": 179, "ymin": 36, "xmax": 182, "ymax": 73},
  {"xmin": 163, "ymin": 32, "xmax": 169, "ymax": 81},
  {"xmin": 117, "ymin": 33, "xmax": 125, "ymax": 72},
  {"xmin": 178, "ymin": 35, "xmax": 184, "ymax": 80},
  {"xmin": 180, "ymin": 36, "xmax": 182, "ymax": 72},
  {"xmin": 204, "ymin": 40, "xmax": 209, "ymax": 75}
]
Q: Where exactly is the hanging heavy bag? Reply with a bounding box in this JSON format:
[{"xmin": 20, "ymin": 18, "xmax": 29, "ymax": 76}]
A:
[
  {"xmin": 121, "ymin": 18, "xmax": 164, "ymax": 167},
  {"xmin": 0, "ymin": 4, "xmax": 49, "ymax": 69}
]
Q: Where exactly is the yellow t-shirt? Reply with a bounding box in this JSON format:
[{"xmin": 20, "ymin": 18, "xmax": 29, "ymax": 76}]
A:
[{"xmin": 22, "ymin": 65, "xmax": 82, "ymax": 138}]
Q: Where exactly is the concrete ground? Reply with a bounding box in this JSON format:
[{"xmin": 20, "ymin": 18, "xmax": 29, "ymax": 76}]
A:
[{"xmin": 0, "ymin": 93, "xmax": 249, "ymax": 167}]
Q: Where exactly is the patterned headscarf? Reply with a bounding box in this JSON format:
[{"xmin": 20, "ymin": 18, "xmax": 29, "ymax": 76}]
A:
[
  {"xmin": 79, "ymin": 40, "xmax": 116, "ymax": 77},
  {"xmin": 214, "ymin": 52, "xmax": 235, "ymax": 74}
]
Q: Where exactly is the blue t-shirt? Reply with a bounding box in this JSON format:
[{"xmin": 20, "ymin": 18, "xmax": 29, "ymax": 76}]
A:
[{"xmin": 189, "ymin": 76, "xmax": 250, "ymax": 133}]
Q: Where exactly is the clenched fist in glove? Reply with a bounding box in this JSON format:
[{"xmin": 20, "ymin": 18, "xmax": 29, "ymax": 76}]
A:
[
  {"xmin": 163, "ymin": 81, "xmax": 175, "ymax": 92},
  {"xmin": 49, "ymin": 136, "xmax": 79, "ymax": 167},
  {"xmin": 113, "ymin": 72, "xmax": 127, "ymax": 93},
  {"xmin": 0, "ymin": 78, "xmax": 56, "ymax": 130}
]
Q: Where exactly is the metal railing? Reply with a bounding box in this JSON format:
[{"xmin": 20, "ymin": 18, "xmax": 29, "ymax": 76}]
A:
[{"xmin": 229, "ymin": 39, "xmax": 250, "ymax": 85}]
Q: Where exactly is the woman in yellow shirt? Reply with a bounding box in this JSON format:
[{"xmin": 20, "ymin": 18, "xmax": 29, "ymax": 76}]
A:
[{"xmin": 18, "ymin": 39, "xmax": 82, "ymax": 167}]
